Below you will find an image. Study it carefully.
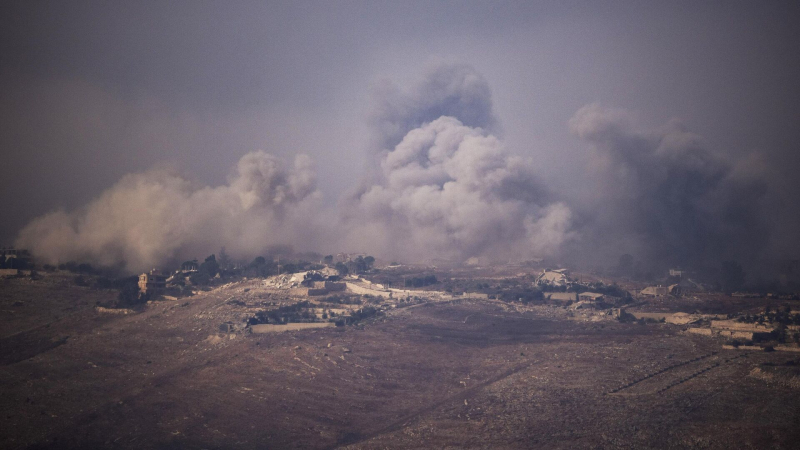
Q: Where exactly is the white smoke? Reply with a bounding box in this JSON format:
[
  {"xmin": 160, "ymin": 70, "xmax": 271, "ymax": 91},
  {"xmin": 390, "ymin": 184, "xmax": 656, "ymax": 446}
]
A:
[
  {"xmin": 16, "ymin": 151, "xmax": 321, "ymax": 272},
  {"xmin": 342, "ymin": 115, "xmax": 573, "ymax": 263},
  {"xmin": 17, "ymin": 64, "xmax": 577, "ymax": 270},
  {"xmin": 339, "ymin": 64, "xmax": 573, "ymax": 263}
]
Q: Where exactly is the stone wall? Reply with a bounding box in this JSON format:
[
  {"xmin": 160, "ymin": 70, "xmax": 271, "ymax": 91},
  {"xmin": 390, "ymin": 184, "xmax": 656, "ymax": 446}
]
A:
[
  {"xmin": 710, "ymin": 320, "xmax": 775, "ymax": 332},
  {"xmin": 250, "ymin": 323, "xmax": 335, "ymax": 333},
  {"xmin": 345, "ymin": 282, "xmax": 391, "ymax": 298}
]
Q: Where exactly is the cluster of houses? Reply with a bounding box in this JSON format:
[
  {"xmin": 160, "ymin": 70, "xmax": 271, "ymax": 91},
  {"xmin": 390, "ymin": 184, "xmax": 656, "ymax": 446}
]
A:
[
  {"xmin": 535, "ymin": 269, "xmax": 615, "ymax": 310},
  {"xmin": 533, "ymin": 266, "xmax": 709, "ymax": 309},
  {"xmin": 138, "ymin": 261, "xmax": 200, "ymax": 295},
  {"xmin": 539, "ymin": 267, "xmax": 707, "ymax": 299}
]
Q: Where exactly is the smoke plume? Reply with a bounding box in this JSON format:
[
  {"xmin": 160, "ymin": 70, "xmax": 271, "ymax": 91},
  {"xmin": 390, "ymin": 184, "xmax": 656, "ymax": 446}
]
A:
[
  {"xmin": 18, "ymin": 67, "xmax": 771, "ymax": 272},
  {"xmin": 16, "ymin": 64, "xmax": 575, "ymax": 270},
  {"xmin": 568, "ymin": 103, "xmax": 770, "ymax": 270},
  {"xmin": 342, "ymin": 65, "xmax": 573, "ymax": 263},
  {"xmin": 370, "ymin": 63, "xmax": 498, "ymax": 152},
  {"xmin": 16, "ymin": 151, "xmax": 321, "ymax": 272}
]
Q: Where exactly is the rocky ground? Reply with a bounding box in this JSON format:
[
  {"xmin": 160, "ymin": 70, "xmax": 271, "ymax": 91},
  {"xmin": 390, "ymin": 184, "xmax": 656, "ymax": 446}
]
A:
[{"xmin": 1, "ymin": 273, "xmax": 798, "ymax": 449}]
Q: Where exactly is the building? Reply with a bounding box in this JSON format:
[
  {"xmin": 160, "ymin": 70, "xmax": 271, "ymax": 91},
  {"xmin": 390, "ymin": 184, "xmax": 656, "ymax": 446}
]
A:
[
  {"xmin": 1, "ymin": 247, "xmax": 19, "ymax": 263},
  {"xmin": 667, "ymin": 278, "xmax": 706, "ymax": 296},
  {"xmin": 313, "ymin": 281, "xmax": 346, "ymax": 291},
  {"xmin": 569, "ymin": 300, "xmax": 595, "ymax": 310},
  {"xmin": 536, "ymin": 269, "xmax": 570, "ymax": 287},
  {"xmin": 1, "ymin": 247, "xmax": 30, "ymax": 269},
  {"xmin": 180, "ymin": 260, "xmax": 199, "ymax": 272},
  {"xmin": 669, "ymin": 269, "xmax": 684, "ymax": 277},
  {"xmin": 578, "ymin": 292, "xmax": 605, "ymax": 302},
  {"xmin": 139, "ymin": 269, "xmax": 167, "ymax": 294},
  {"xmin": 640, "ymin": 285, "xmax": 669, "ymax": 296},
  {"xmin": 545, "ymin": 292, "xmax": 577, "ymax": 303}
]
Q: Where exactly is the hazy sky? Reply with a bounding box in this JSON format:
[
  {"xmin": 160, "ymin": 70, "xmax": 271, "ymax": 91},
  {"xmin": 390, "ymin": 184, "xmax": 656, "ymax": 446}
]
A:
[{"xmin": 2, "ymin": 1, "xmax": 799, "ymax": 267}]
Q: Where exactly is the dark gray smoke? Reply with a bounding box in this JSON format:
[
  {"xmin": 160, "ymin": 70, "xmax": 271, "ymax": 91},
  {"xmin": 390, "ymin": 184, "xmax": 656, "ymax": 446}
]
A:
[{"xmin": 568, "ymin": 104, "xmax": 770, "ymax": 271}]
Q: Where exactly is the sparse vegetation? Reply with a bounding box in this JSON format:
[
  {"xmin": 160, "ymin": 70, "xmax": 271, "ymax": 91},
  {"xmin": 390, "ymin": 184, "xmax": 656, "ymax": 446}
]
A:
[
  {"xmin": 249, "ymin": 301, "xmax": 316, "ymax": 325},
  {"xmin": 318, "ymin": 295, "xmax": 362, "ymax": 305}
]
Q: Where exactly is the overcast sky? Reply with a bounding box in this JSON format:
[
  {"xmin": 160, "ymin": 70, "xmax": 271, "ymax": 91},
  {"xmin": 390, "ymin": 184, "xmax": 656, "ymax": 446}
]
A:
[{"xmin": 2, "ymin": 1, "xmax": 799, "ymax": 266}]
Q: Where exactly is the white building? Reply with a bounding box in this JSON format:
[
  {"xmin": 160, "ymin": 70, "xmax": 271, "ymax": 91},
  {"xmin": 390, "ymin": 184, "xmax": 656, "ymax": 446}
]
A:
[{"xmin": 536, "ymin": 269, "xmax": 570, "ymax": 287}]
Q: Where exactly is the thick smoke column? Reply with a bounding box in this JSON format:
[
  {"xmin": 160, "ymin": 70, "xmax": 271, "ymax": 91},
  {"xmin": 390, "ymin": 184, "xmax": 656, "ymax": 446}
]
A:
[
  {"xmin": 569, "ymin": 104, "xmax": 769, "ymax": 270},
  {"xmin": 16, "ymin": 151, "xmax": 321, "ymax": 272},
  {"xmin": 343, "ymin": 65, "xmax": 573, "ymax": 263}
]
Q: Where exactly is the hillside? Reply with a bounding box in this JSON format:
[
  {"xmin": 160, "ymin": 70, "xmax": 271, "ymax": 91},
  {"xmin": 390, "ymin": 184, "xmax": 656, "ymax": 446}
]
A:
[{"xmin": 1, "ymin": 273, "xmax": 799, "ymax": 449}]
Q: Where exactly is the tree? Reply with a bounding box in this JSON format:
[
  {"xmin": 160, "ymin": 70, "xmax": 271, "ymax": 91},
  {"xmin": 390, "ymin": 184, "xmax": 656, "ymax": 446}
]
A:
[
  {"xmin": 324, "ymin": 255, "xmax": 334, "ymax": 265},
  {"xmin": 349, "ymin": 256, "xmax": 375, "ymax": 274},
  {"xmin": 245, "ymin": 256, "xmax": 278, "ymax": 277},
  {"xmin": 189, "ymin": 271, "xmax": 211, "ymax": 286},
  {"xmin": 199, "ymin": 254, "xmax": 219, "ymax": 278},
  {"xmin": 335, "ymin": 262, "xmax": 349, "ymax": 276},
  {"xmin": 352, "ymin": 256, "xmax": 366, "ymax": 274},
  {"xmin": 279, "ymin": 263, "xmax": 297, "ymax": 274},
  {"xmin": 251, "ymin": 256, "xmax": 266, "ymax": 267},
  {"xmin": 181, "ymin": 260, "xmax": 198, "ymax": 271}
]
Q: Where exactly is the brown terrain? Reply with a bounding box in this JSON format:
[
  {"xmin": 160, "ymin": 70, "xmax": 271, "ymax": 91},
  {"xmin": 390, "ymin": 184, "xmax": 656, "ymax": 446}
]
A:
[{"xmin": 1, "ymin": 272, "xmax": 799, "ymax": 449}]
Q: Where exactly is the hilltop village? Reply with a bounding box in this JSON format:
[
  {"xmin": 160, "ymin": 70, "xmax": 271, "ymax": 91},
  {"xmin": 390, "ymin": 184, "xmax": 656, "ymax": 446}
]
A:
[
  {"xmin": 39, "ymin": 247, "xmax": 796, "ymax": 353},
  {"xmin": 2, "ymin": 248, "xmax": 800, "ymax": 448},
  {"xmin": 104, "ymin": 252, "xmax": 800, "ymax": 353},
  {"xmin": 4, "ymin": 246, "xmax": 800, "ymax": 352}
]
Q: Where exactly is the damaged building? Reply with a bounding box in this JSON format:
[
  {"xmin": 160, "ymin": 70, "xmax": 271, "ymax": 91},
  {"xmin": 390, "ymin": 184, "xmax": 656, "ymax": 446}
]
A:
[
  {"xmin": 536, "ymin": 269, "xmax": 571, "ymax": 287},
  {"xmin": 0, "ymin": 247, "xmax": 30, "ymax": 270},
  {"xmin": 264, "ymin": 270, "xmax": 346, "ymax": 296},
  {"xmin": 139, "ymin": 269, "xmax": 167, "ymax": 295},
  {"xmin": 640, "ymin": 285, "xmax": 669, "ymax": 297}
]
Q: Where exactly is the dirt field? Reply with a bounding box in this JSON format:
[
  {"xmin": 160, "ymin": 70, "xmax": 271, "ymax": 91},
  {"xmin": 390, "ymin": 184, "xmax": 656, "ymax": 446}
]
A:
[{"xmin": 1, "ymin": 274, "xmax": 799, "ymax": 449}]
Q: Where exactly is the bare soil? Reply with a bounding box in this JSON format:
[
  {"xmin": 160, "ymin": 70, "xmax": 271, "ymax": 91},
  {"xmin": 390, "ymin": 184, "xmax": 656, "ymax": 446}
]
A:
[{"xmin": 1, "ymin": 274, "xmax": 798, "ymax": 449}]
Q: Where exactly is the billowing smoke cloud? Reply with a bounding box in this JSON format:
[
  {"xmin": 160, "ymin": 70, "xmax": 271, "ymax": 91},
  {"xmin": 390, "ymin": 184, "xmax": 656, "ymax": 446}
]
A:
[
  {"xmin": 568, "ymin": 104, "xmax": 770, "ymax": 270},
  {"xmin": 16, "ymin": 151, "xmax": 322, "ymax": 272},
  {"xmin": 343, "ymin": 65, "xmax": 573, "ymax": 263},
  {"xmin": 370, "ymin": 63, "xmax": 498, "ymax": 151},
  {"xmin": 16, "ymin": 64, "xmax": 572, "ymax": 270},
  {"xmin": 19, "ymin": 65, "xmax": 772, "ymax": 272}
]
